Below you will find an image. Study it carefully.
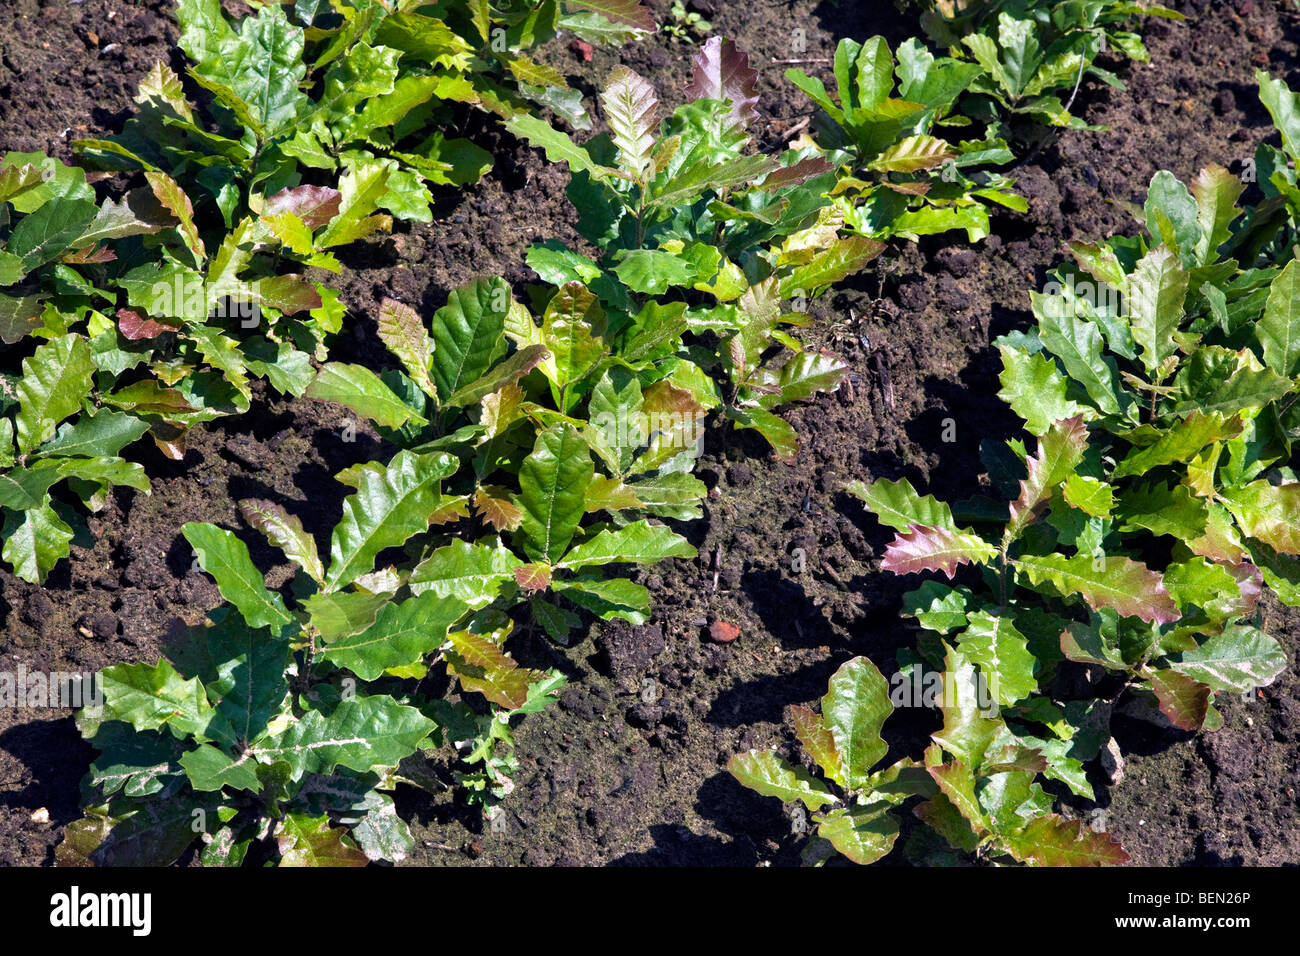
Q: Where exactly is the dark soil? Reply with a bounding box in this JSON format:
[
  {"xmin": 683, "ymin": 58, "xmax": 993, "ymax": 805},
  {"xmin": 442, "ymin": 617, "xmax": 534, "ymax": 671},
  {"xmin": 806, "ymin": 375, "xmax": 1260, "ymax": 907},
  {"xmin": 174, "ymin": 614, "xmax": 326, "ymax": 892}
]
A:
[{"xmin": 1, "ymin": 0, "xmax": 1298, "ymax": 867}]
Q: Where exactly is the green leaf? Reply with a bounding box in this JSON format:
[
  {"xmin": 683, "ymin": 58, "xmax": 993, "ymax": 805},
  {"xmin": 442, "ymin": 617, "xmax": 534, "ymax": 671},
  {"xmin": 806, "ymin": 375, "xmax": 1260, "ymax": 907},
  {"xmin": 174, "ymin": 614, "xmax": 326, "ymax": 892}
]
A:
[
  {"xmin": 306, "ymin": 362, "xmax": 427, "ymax": 429},
  {"xmin": 901, "ymin": 581, "xmax": 973, "ymax": 634},
  {"xmin": 557, "ymin": 521, "xmax": 696, "ymax": 570},
  {"xmin": 1033, "ymin": 303, "xmax": 1121, "ymax": 415},
  {"xmin": 996, "ymin": 345, "xmax": 1088, "ymax": 436},
  {"xmin": 1004, "ymin": 814, "xmax": 1130, "ymax": 866},
  {"xmin": 503, "ymin": 113, "xmax": 607, "ymax": 178},
  {"xmin": 144, "ymin": 171, "xmax": 205, "ymax": 263},
  {"xmin": 815, "ymin": 802, "xmax": 900, "ymax": 865},
  {"xmin": 1257, "ymin": 257, "xmax": 1300, "ymax": 378},
  {"xmin": 1126, "ymin": 245, "xmax": 1188, "ymax": 377},
  {"xmin": 612, "ymin": 249, "xmax": 698, "ymax": 295},
  {"xmin": 727, "ymin": 750, "xmax": 837, "ymax": 811},
  {"xmin": 1258, "ymin": 70, "xmax": 1300, "ymax": 163},
  {"xmin": 376, "ymin": 298, "xmax": 434, "ymax": 399},
  {"xmin": 538, "ymin": 282, "xmax": 607, "ymax": 395},
  {"xmin": 1117, "ymin": 482, "xmax": 1208, "ymax": 541},
  {"xmin": 1, "ymin": 502, "xmax": 74, "ymax": 583},
  {"xmin": 1171, "ymin": 347, "xmax": 1292, "ymax": 418},
  {"xmin": 15, "ymin": 333, "xmax": 94, "ymax": 454},
  {"xmin": 252, "ymin": 696, "xmax": 436, "ymax": 780},
  {"xmin": 552, "ymin": 575, "xmax": 650, "ymax": 623},
  {"xmin": 781, "ymin": 236, "xmax": 884, "ymax": 297},
  {"xmin": 1169, "ymin": 624, "xmax": 1287, "ymax": 693},
  {"xmin": 1143, "ymin": 171, "xmax": 1199, "ymax": 262},
  {"xmin": 32, "ymin": 408, "xmax": 147, "ymax": 460},
  {"xmin": 276, "ymin": 814, "xmax": 369, "ymax": 867},
  {"xmin": 1014, "ymin": 553, "xmax": 1180, "ymax": 625},
  {"xmin": 1224, "ymin": 480, "xmax": 1300, "ymax": 554},
  {"xmin": 409, "ymin": 539, "xmax": 522, "ymax": 607},
  {"xmin": 516, "ymin": 423, "xmax": 594, "ymax": 565},
  {"xmin": 846, "ymin": 477, "xmax": 956, "ymax": 532},
  {"xmin": 1113, "ymin": 410, "xmax": 1241, "ymax": 479},
  {"xmin": 1175, "ymin": 345, "xmax": 1294, "ymax": 416},
  {"xmin": 431, "ymin": 277, "xmax": 510, "ymax": 403},
  {"xmin": 183, "ymin": 523, "xmax": 294, "ymax": 629},
  {"xmin": 58, "ymin": 797, "xmax": 209, "ymax": 868},
  {"xmin": 315, "ymin": 160, "xmax": 393, "ymax": 248},
  {"xmin": 239, "ymin": 498, "xmax": 324, "ymax": 585},
  {"xmin": 958, "ymin": 611, "xmax": 1036, "ymax": 707},
  {"xmin": 325, "ymin": 450, "xmax": 458, "ymax": 590},
  {"xmin": 99, "ymin": 659, "xmax": 222, "ymax": 741},
  {"xmin": 303, "ymin": 590, "xmax": 389, "ymax": 643},
  {"xmin": 187, "ymin": 2, "xmax": 308, "ymax": 139},
  {"xmin": 180, "ymin": 744, "xmax": 263, "ymax": 793},
  {"xmin": 821, "ymin": 657, "xmax": 891, "ymax": 789},
  {"xmin": 789, "ymin": 704, "xmax": 845, "ymax": 788},
  {"xmin": 1191, "ymin": 163, "xmax": 1245, "ymax": 265},
  {"xmin": 931, "ymin": 646, "xmax": 1001, "ymax": 768},
  {"xmin": 1062, "ymin": 474, "xmax": 1113, "ymax": 517},
  {"xmin": 321, "ymin": 592, "xmax": 470, "ymax": 680},
  {"xmin": 928, "ymin": 758, "xmax": 988, "ymax": 834},
  {"xmin": 6, "ymin": 197, "xmax": 98, "ymax": 270},
  {"xmin": 0, "ymin": 462, "xmax": 68, "ymax": 511},
  {"xmin": 86, "ymin": 724, "xmax": 184, "ymax": 798}
]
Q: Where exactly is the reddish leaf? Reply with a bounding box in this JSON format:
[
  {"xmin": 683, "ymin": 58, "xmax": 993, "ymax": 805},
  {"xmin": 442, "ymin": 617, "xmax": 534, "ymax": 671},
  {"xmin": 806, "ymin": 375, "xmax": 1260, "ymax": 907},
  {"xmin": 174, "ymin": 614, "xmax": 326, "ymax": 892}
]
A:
[
  {"xmin": 264, "ymin": 185, "xmax": 343, "ymax": 230},
  {"xmin": 1007, "ymin": 416, "xmax": 1088, "ymax": 537},
  {"xmin": 445, "ymin": 630, "xmax": 531, "ymax": 709},
  {"xmin": 60, "ymin": 244, "xmax": 116, "ymax": 265},
  {"xmin": 474, "ymin": 486, "xmax": 523, "ymax": 531},
  {"xmin": 880, "ymin": 525, "xmax": 997, "ymax": 578},
  {"xmin": 514, "ymin": 563, "xmax": 552, "ymax": 591},
  {"xmin": 789, "ymin": 704, "xmax": 844, "ymax": 786},
  {"xmin": 1146, "ymin": 669, "xmax": 1211, "ymax": 731},
  {"xmin": 1005, "ymin": 815, "xmax": 1131, "ymax": 867},
  {"xmin": 686, "ymin": 37, "xmax": 759, "ymax": 131},
  {"xmin": 117, "ymin": 307, "xmax": 180, "ymax": 340},
  {"xmin": 144, "ymin": 170, "xmax": 205, "ymax": 260},
  {"xmin": 565, "ymin": 0, "xmax": 653, "ymax": 32},
  {"xmin": 760, "ymin": 157, "xmax": 834, "ymax": 191},
  {"xmin": 1016, "ymin": 553, "xmax": 1180, "ymax": 625},
  {"xmin": 255, "ymin": 275, "xmax": 322, "ymax": 315}
]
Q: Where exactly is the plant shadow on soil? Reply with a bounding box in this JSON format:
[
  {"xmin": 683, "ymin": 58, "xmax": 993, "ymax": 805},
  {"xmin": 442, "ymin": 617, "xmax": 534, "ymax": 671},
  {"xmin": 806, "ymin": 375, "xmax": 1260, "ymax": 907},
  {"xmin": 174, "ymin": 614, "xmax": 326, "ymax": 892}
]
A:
[{"xmin": 1, "ymin": 0, "xmax": 1299, "ymax": 866}]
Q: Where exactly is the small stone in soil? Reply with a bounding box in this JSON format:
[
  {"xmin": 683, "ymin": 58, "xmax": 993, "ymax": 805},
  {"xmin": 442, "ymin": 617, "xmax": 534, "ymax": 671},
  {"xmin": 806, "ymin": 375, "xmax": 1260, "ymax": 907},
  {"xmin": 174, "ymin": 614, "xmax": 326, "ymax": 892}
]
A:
[
  {"xmin": 76, "ymin": 610, "xmax": 119, "ymax": 641},
  {"xmin": 708, "ymin": 621, "xmax": 740, "ymax": 643}
]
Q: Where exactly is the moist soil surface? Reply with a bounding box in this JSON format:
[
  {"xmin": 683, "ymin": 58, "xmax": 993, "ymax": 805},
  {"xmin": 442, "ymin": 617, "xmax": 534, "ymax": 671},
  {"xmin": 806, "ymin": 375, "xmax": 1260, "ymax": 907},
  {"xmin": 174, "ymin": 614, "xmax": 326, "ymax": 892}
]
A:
[{"xmin": 1, "ymin": 0, "xmax": 1298, "ymax": 867}]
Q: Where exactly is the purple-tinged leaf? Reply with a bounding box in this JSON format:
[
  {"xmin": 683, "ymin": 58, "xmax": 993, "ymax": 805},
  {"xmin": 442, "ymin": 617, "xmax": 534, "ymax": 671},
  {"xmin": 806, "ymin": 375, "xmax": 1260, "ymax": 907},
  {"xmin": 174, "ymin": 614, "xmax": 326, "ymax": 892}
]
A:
[
  {"xmin": 264, "ymin": 184, "xmax": 343, "ymax": 230},
  {"xmin": 686, "ymin": 37, "xmax": 759, "ymax": 132},
  {"xmin": 1144, "ymin": 668, "xmax": 1211, "ymax": 731},
  {"xmin": 566, "ymin": 0, "xmax": 653, "ymax": 31},
  {"xmin": 880, "ymin": 525, "xmax": 998, "ymax": 578},
  {"xmin": 1004, "ymin": 814, "xmax": 1131, "ymax": 866},
  {"xmin": 789, "ymin": 704, "xmax": 845, "ymax": 788},
  {"xmin": 759, "ymin": 157, "xmax": 834, "ymax": 191},
  {"xmin": 1006, "ymin": 415, "xmax": 1088, "ymax": 539},
  {"xmin": 600, "ymin": 66, "xmax": 658, "ymax": 183}
]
